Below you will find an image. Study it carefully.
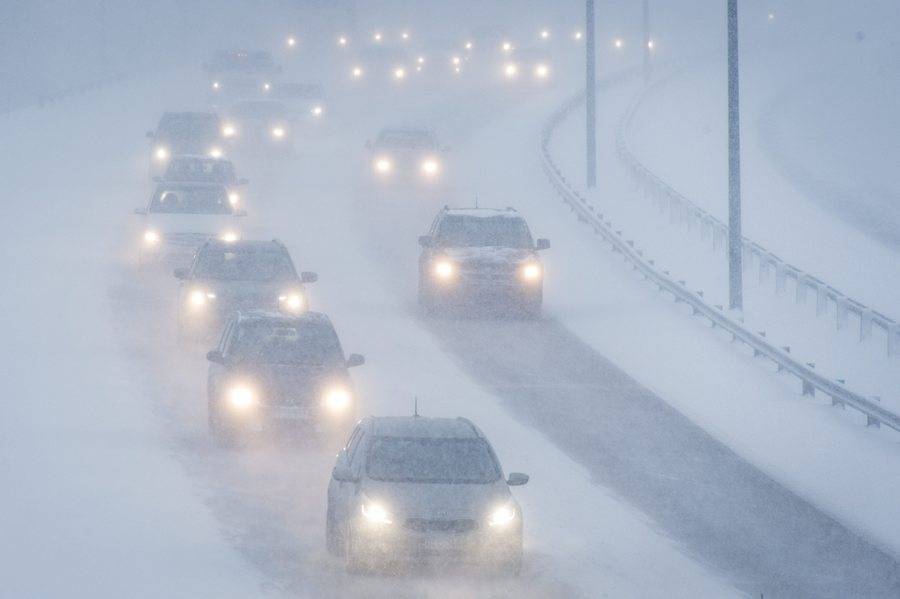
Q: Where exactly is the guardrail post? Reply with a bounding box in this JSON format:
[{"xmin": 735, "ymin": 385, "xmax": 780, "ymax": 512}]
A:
[
  {"xmin": 835, "ymin": 298, "xmax": 848, "ymax": 330},
  {"xmin": 795, "ymin": 276, "xmax": 808, "ymax": 304},
  {"xmin": 859, "ymin": 310, "xmax": 873, "ymax": 342},
  {"xmin": 758, "ymin": 259, "xmax": 769, "ymax": 284},
  {"xmin": 775, "ymin": 264, "xmax": 786, "ymax": 294},
  {"xmin": 888, "ymin": 324, "xmax": 899, "ymax": 357},
  {"xmin": 816, "ymin": 285, "xmax": 828, "ymax": 317}
]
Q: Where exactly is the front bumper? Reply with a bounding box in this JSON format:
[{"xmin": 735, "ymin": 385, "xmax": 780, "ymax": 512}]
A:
[{"xmin": 216, "ymin": 400, "xmax": 356, "ymax": 434}]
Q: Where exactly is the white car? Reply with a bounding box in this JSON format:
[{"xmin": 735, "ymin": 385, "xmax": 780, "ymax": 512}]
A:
[{"xmin": 135, "ymin": 182, "xmax": 246, "ymax": 267}]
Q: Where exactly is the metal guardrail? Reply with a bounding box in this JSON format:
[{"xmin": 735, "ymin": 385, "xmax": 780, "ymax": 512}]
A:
[
  {"xmin": 615, "ymin": 74, "xmax": 900, "ymax": 358},
  {"xmin": 540, "ymin": 92, "xmax": 900, "ymax": 433},
  {"xmin": 0, "ymin": 73, "xmax": 126, "ymax": 117}
]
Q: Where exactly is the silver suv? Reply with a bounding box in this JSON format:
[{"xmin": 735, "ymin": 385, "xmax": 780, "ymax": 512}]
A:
[{"xmin": 326, "ymin": 416, "xmax": 529, "ymax": 574}]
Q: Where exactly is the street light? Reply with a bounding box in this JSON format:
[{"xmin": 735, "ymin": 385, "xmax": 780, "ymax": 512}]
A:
[
  {"xmin": 727, "ymin": 0, "xmax": 743, "ymax": 310},
  {"xmin": 586, "ymin": 0, "xmax": 597, "ymax": 188}
]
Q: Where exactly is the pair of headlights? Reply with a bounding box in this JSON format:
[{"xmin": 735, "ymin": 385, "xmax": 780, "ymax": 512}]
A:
[
  {"xmin": 373, "ymin": 157, "xmax": 440, "ymax": 176},
  {"xmin": 360, "ymin": 499, "xmax": 517, "ymax": 528},
  {"xmin": 185, "ymin": 288, "xmax": 302, "ymax": 311},
  {"xmin": 431, "ymin": 259, "xmax": 542, "ymax": 282},
  {"xmin": 225, "ymin": 384, "xmax": 352, "ymax": 412},
  {"xmin": 503, "ymin": 63, "xmax": 550, "ymax": 80}
]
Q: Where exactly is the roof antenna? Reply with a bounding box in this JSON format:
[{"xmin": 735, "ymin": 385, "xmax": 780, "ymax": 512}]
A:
[
  {"xmin": 474, "ymin": 193, "xmax": 479, "ymax": 209},
  {"xmin": 413, "ymin": 397, "xmax": 419, "ymax": 417}
]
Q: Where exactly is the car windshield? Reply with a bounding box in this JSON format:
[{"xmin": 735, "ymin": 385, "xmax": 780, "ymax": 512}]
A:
[
  {"xmin": 377, "ymin": 130, "xmax": 435, "ymax": 150},
  {"xmin": 231, "ymin": 102, "xmax": 288, "ymax": 120},
  {"xmin": 165, "ymin": 159, "xmax": 236, "ymax": 184},
  {"xmin": 366, "ymin": 437, "xmax": 501, "ymax": 484},
  {"xmin": 149, "ymin": 187, "xmax": 232, "ymax": 215},
  {"xmin": 230, "ymin": 321, "xmax": 343, "ymax": 365},
  {"xmin": 194, "ymin": 247, "xmax": 294, "ymax": 281},
  {"xmin": 158, "ymin": 114, "xmax": 219, "ymax": 139},
  {"xmin": 435, "ymin": 215, "xmax": 533, "ymax": 248}
]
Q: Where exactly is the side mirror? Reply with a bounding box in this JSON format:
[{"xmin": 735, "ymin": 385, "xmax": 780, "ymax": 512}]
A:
[
  {"xmin": 507, "ymin": 472, "xmax": 529, "ymax": 486},
  {"xmin": 234, "ymin": 209, "xmax": 248, "ymax": 217},
  {"xmin": 332, "ymin": 464, "xmax": 358, "ymax": 483},
  {"xmin": 145, "ymin": 130, "xmax": 155, "ymax": 139},
  {"xmin": 346, "ymin": 353, "xmax": 365, "ymax": 368},
  {"xmin": 236, "ymin": 178, "xmax": 249, "ymax": 186},
  {"xmin": 134, "ymin": 208, "xmax": 147, "ymax": 215},
  {"xmin": 418, "ymin": 235, "xmax": 433, "ymax": 248},
  {"xmin": 535, "ymin": 238, "xmax": 550, "ymax": 251},
  {"xmin": 206, "ymin": 350, "xmax": 225, "ymax": 364},
  {"xmin": 173, "ymin": 267, "xmax": 189, "ymax": 279},
  {"xmin": 301, "ymin": 271, "xmax": 318, "ymax": 283}
]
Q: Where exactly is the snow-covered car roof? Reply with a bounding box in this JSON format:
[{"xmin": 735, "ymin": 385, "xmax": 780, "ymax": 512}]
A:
[
  {"xmin": 442, "ymin": 207, "xmax": 522, "ymax": 219},
  {"xmin": 367, "ymin": 416, "xmax": 481, "ymax": 439}
]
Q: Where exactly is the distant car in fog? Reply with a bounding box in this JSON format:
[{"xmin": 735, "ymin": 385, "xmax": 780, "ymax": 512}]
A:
[
  {"xmin": 205, "ymin": 49, "xmax": 281, "ymax": 103},
  {"xmin": 221, "ymin": 100, "xmax": 294, "ymax": 150},
  {"xmin": 326, "ymin": 415, "xmax": 528, "ymax": 574},
  {"xmin": 504, "ymin": 47, "xmax": 553, "ymax": 84},
  {"xmin": 173, "ymin": 238, "xmax": 317, "ymax": 339},
  {"xmin": 417, "ymin": 207, "xmax": 549, "ymax": 317},
  {"xmin": 272, "ymin": 83, "xmax": 327, "ymax": 121},
  {"xmin": 347, "ymin": 45, "xmax": 412, "ymax": 84},
  {"xmin": 134, "ymin": 182, "xmax": 246, "ymax": 267},
  {"xmin": 205, "ymin": 310, "xmax": 364, "ymax": 446},
  {"xmin": 366, "ymin": 127, "xmax": 447, "ymax": 181},
  {"xmin": 146, "ymin": 112, "xmax": 225, "ymax": 177}
]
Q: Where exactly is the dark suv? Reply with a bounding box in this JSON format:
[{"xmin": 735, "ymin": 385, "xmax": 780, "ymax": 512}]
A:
[
  {"xmin": 206, "ymin": 311, "xmax": 364, "ymax": 445},
  {"xmin": 174, "ymin": 239, "xmax": 317, "ymax": 339},
  {"xmin": 417, "ymin": 207, "xmax": 549, "ymax": 316},
  {"xmin": 146, "ymin": 111, "xmax": 224, "ymax": 176}
]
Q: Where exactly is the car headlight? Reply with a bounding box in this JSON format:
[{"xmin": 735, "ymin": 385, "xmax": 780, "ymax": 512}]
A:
[
  {"xmin": 432, "ymin": 259, "xmax": 455, "ymax": 280},
  {"xmin": 143, "ymin": 229, "xmax": 160, "ymax": 245},
  {"xmin": 534, "ymin": 63, "xmax": 550, "ymax": 79},
  {"xmin": 487, "ymin": 503, "xmax": 517, "ymax": 527},
  {"xmin": 228, "ymin": 192, "xmax": 239, "ymax": 206},
  {"xmin": 219, "ymin": 230, "xmax": 239, "ymax": 243},
  {"xmin": 351, "ymin": 66, "xmax": 363, "ymax": 78},
  {"xmin": 227, "ymin": 385, "xmax": 256, "ymax": 409},
  {"xmin": 277, "ymin": 292, "xmax": 304, "ymax": 312},
  {"xmin": 519, "ymin": 262, "xmax": 542, "ymax": 282},
  {"xmin": 262, "ymin": 82, "xmax": 271, "ymax": 91},
  {"xmin": 393, "ymin": 67, "xmax": 406, "ymax": 80},
  {"xmin": 374, "ymin": 157, "xmax": 392, "ymax": 174},
  {"xmin": 504, "ymin": 62, "xmax": 519, "ymax": 78},
  {"xmin": 188, "ymin": 288, "xmax": 216, "ymax": 308},
  {"xmin": 271, "ymin": 126, "xmax": 286, "ymax": 139},
  {"xmin": 361, "ymin": 500, "xmax": 392, "ymax": 525},
  {"xmin": 154, "ymin": 146, "xmax": 170, "ymax": 161},
  {"xmin": 208, "ymin": 146, "xmax": 223, "ymax": 158},
  {"xmin": 311, "ymin": 105, "xmax": 323, "ymax": 117},
  {"xmin": 211, "ymin": 81, "xmax": 221, "ymax": 90},
  {"xmin": 323, "ymin": 386, "xmax": 352, "ymax": 412},
  {"xmin": 421, "ymin": 158, "xmax": 440, "ymax": 176},
  {"xmin": 222, "ymin": 123, "xmax": 236, "ymax": 137}
]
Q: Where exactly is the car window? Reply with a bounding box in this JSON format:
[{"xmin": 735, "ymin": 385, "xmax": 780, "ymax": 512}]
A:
[
  {"xmin": 149, "ymin": 187, "xmax": 232, "ymax": 215},
  {"xmin": 366, "ymin": 436, "xmax": 501, "ymax": 484},
  {"xmin": 166, "ymin": 159, "xmax": 235, "ymax": 184},
  {"xmin": 230, "ymin": 320, "xmax": 344, "ymax": 366},
  {"xmin": 194, "ymin": 247, "xmax": 295, "ymax": 281},
  {"xmin": 435, "ymin": 215, "xmax": 533, "ymax": 248},
  {"xmin": 159, "ymin": 114, "xmax": 219, "ymax": 139}
]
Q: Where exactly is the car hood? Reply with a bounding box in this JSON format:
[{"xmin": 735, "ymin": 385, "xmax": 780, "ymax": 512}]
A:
[
  {"xmin": 157, "ymin": 136, "xmax": 220, "ymax": 155},
  {"xmin": 361, "ymin": 479, "xmax": 511, "ymax": 521},
  {"xmin": 440, "ymin": 246, "xmax": 536, "ymax": 269},
  {"xmin": 144, "ymin": 213, "xmax": 240, "ymax": 236}
]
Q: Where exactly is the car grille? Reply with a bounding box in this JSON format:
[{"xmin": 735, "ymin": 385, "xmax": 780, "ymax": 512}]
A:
[
  {"xmin": 404, "ymin": 518, "xmax": 479, "ymax": 534},
  {"xmin": 163, "ymin": 232, "xmax": 210, "ymax": 248},
  {"xmin": 460, "ymin": 268, "xmax": 517, "ymax": 285},
  {"xmin": 218, "ymin": 292, "xmax": 276, "ymax": 312}
]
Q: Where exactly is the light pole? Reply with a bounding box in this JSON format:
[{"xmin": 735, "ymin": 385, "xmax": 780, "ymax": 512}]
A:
[
  {"xmin": 642, "ymin": 0, "xmax": 651, "ymax": 85},
  {"xmin": 727, "ymin": 0, "xmax": 743, "ymax": 310},
  {"xmin": 585, "ymin": 0, "xmax": 597, "ymax": 188}
]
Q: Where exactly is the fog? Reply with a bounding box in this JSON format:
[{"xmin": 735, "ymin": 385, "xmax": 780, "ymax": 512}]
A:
[{"xmin": 2, "ymin": 1, "xmax": 899, "ymax": 597}]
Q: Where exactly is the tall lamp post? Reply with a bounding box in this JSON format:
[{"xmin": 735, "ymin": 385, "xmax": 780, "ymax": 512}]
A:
[
  {"xmin": 585, "ymin": 0, "xmax": 597, "ymax": 188},
  {"xmin": 727, "ymin": 0, "xmax": 743, "ymax": 310},
  {"xmin": 642, "ymin": 0, "xmax": 651, "ymax": 85}
]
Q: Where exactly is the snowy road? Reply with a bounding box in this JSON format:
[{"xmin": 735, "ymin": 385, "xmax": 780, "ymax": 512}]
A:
[{"xmin": 5, "ymin": 26, "xmax": 900, "ymax": 598}]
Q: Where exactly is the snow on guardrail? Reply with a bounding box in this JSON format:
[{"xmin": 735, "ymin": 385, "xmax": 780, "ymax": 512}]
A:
[
  {"xmin": 540, "ymin": 91, "xmax": 900, "ymax": 433},
  {"xmin": 615, "ymin": 73, "xmax": 900, "ymax": 358}
]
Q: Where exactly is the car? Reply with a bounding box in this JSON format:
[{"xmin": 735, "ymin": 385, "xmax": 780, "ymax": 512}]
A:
[
  {"xmin": 134, "ymin": 182, "xmax": 246, "ymax": 267},
  {"xmin": 205, "ymin": 310, "xmax": 364, "ymax": 445},
  {"xmin": 205, "ymin": 50, "xmax": 281, "ymax": 103},
  {"xmin": 326, "ymin": 415, "xmax": 529, "ymax": 574},
  {"xmin": 221, "ymin": 100, "xmax": 294, "ymax": 149},
  {"xmin": 417, "ymin": 207, "xmax": 550, "ymax": 317},
  {"xmin": 174, "ymin": 238, "xmax": 318, "ymax": 339},
  {"xmin": 347, "ymin": 45, "xmax": 411, "ymax": 84},
  {"xmin": 503, "ymin": 47, "xmax": 553, "ymax": 84},
  {"xmin": 366, "ymin": 128, "xmax": 446, "ymax": 181},
  {"xmin": 271, "ymin": 83, "xmax": 327, "ymax": 121},
  {"xmin": 158, "ymin": 155, "xmax": 248, "ymax": 207},
  {"xmin": 146, "ymin": 112, "xmax": 225, "ymax": 177}
]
